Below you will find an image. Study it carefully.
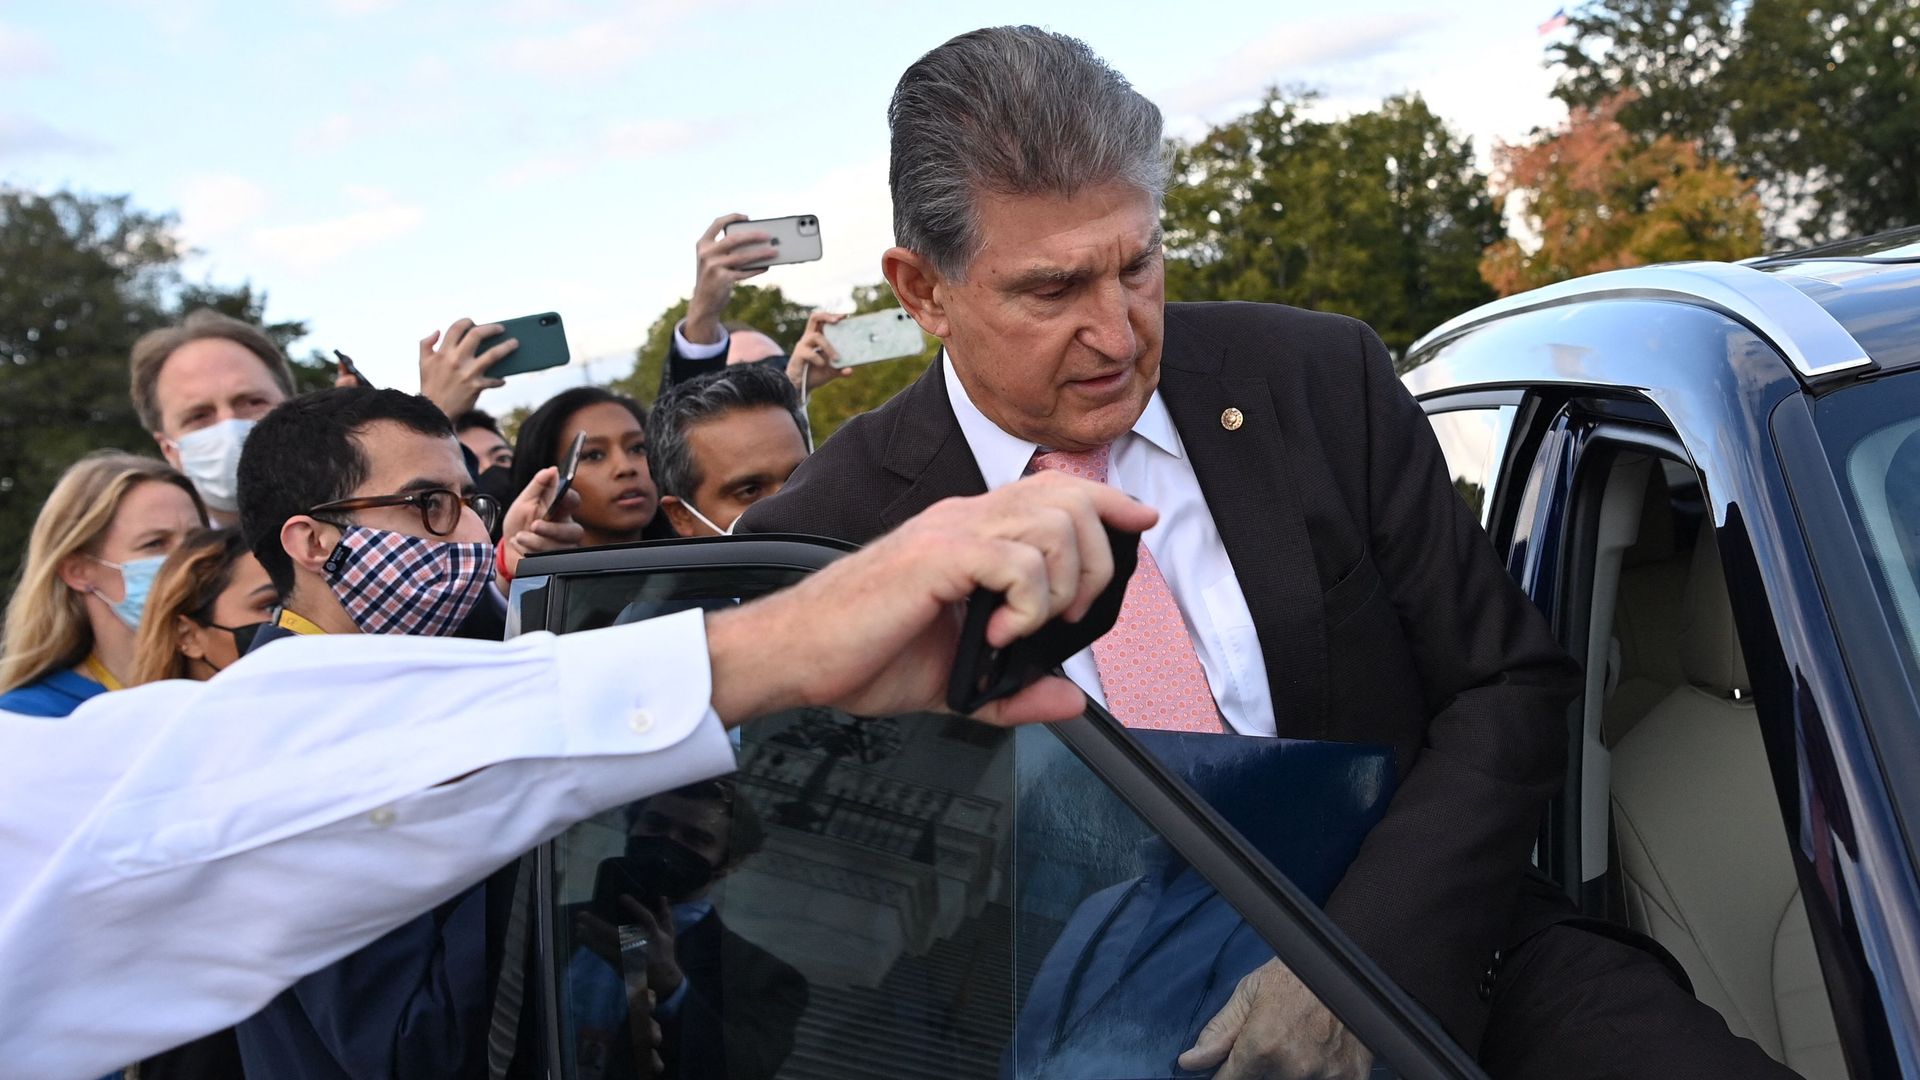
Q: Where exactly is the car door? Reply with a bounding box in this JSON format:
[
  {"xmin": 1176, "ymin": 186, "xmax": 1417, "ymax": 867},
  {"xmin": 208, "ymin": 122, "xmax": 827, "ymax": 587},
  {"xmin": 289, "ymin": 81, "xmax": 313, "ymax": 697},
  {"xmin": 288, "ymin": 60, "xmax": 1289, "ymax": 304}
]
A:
[{"xmin": 508, "ymin": 536, "xmax": 1488, "ymax": 1080}]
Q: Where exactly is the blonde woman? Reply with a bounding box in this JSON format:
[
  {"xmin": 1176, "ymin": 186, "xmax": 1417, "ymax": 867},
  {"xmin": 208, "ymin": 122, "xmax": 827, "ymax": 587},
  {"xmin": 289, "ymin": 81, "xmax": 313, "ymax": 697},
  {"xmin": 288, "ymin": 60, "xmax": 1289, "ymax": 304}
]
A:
[
  {"xmin": 129, "ymin": 528, "xmax": 279, "ymax": 685},
  {"xmin": 0, "ymin": 452, "xmax": 206, "ymax": 717}
]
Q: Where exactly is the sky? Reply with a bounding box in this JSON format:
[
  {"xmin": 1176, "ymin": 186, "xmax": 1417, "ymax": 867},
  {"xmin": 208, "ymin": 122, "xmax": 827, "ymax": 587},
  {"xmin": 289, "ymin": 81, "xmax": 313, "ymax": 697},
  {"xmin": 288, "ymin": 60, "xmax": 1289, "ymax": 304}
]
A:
[{"xmin": 0, "ymin": 0, "xmax": 1570, "ymax": 413}]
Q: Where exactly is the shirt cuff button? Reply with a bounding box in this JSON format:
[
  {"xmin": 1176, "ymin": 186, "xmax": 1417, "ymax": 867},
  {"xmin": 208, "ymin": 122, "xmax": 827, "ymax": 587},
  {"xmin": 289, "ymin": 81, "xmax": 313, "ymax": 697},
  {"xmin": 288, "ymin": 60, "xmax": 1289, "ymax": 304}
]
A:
[
  {"xmin": 628, "ymin": 708, "xmax": 654, "ymax": 735},
  {"xmin": 369, "ymin": 806, "xmax": 397, "ymax": 828}
]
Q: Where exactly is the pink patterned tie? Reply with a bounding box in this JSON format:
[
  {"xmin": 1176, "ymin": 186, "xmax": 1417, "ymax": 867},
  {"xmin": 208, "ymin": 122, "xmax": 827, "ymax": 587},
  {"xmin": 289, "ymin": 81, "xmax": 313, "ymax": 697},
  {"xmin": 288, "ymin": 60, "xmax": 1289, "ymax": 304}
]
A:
[{"xmin": 1028, "ymin": 446, "xmax": 1224, "ymax": 731}]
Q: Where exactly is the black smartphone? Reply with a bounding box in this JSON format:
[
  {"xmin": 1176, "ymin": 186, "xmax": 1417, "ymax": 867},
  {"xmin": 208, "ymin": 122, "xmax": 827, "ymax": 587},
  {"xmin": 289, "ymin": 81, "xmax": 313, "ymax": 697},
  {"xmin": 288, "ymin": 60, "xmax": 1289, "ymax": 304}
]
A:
[
  {"xmin": 546, "ymin": 431, "xmax": 586, "ymax": 521},
  {"xmin": 333, "ymin": 349, "xmax": 374, "ymax": 389},
  {"xmin": 947, "ymin": 525, "xmax": 1139, "ymax": 714},
  {"xmin": 592, "ymin": 855, "xmax": 662, "ymax": 924},
  {"xmin": 480, "ymin": 312, "xmax": 571, "ymax": 378}
]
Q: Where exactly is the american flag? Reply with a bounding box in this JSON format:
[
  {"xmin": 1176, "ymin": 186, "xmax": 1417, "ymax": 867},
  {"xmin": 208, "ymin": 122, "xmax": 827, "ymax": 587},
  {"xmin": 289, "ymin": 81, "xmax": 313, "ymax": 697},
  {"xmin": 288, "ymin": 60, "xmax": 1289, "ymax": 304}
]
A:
[{"xmin": 1538, "ymin": 7, "xmax": 1570, "ymax": 33}]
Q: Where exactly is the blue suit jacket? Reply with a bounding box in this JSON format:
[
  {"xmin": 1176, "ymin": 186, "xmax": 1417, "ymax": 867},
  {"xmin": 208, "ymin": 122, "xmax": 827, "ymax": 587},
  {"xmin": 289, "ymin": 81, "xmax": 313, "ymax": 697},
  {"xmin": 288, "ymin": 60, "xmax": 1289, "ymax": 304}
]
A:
[{"xmin": 0, "ymin": 668, "xmax": 106, "ymax": 717}]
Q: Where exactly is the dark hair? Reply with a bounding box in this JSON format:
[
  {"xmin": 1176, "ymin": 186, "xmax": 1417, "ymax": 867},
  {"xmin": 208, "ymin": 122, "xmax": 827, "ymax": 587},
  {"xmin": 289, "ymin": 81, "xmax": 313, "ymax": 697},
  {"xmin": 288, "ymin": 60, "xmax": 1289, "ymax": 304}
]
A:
[
  {"xmin": 510, "ymin": 387, "xmax": 648, "ymax": 495},
  {"xmin": 238, "ymin": 388, "xmax": 456, "ymax": 594},
  {"xmin": 889, "ymin": 26, "xmax": 1167, "ymax": 278},
  {"xmin": 453, "ymin": 409, "xmax": 502, "ymax": 437},
  {"xmin": 626, "ymin": 779, "xmax": 767, "ymax": 868},
  {"xmin": 647, "ymin": 365, "xmax": 804, "ymax": 501}
]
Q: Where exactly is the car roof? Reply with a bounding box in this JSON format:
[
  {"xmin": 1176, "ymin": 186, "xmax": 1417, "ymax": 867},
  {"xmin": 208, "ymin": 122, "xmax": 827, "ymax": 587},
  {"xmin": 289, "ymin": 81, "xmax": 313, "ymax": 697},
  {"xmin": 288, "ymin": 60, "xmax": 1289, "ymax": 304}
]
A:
[{"xmin": 1407, "ymin": 229, "xmax": 1920, "ymax": 392}]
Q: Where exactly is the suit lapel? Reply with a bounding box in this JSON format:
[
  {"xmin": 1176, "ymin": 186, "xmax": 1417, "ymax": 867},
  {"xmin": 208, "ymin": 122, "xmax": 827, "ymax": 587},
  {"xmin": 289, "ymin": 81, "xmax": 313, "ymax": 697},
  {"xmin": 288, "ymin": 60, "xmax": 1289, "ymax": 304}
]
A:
[
  {"xmin": 878, "ymin": 354, "xmax": 989, "ymax": 532},
  {"xmin": 1158, "ymin": 314, "xmax": 1330, "ymax": 736}
]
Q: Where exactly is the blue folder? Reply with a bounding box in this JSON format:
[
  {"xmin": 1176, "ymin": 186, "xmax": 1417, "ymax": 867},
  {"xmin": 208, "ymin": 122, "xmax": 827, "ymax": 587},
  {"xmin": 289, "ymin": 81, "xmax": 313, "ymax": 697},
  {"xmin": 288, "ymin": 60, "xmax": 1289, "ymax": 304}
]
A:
[{"xmin": 1010, "ymin": 732, "xmax": 1397, "ymax": 1080}]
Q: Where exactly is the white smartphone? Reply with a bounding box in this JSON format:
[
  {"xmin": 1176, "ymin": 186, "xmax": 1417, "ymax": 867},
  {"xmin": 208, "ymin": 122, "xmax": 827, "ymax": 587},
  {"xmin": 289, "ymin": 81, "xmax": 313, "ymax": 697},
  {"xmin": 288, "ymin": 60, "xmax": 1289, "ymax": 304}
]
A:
[
  {"xmin": 724, "ymin": 214, "xmax": 822, "ymax": 270},
  {"xmin": 823, "ymin": 308, "xmax": 927, "ymax": 368}
]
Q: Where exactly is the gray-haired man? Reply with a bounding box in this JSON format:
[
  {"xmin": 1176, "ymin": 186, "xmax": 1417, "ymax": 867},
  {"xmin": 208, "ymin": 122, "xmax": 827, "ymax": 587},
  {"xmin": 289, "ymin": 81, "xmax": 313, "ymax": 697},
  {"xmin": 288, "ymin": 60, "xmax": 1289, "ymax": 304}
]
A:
[{"xmin": 742, "ymin": 24, "xmax": 1794, "ymax": 1080}]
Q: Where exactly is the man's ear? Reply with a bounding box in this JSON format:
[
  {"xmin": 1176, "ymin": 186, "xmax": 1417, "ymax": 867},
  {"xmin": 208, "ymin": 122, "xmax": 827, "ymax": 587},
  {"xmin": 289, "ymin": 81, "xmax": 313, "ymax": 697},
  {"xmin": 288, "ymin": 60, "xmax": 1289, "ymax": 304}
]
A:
[
  {"xmin": 882, "ymin": 246, "xmax": 952, "ymax": 341},
  {"xmin": 280, "ymin": 515, "xmax": 340, "ymax": 577},
  {"xmin": 153, "ymin": 431, "xmax": 183, "ymax": 471},
  {"xmin": 658, "ymin": 496, "xmax": 699, "ymax": 538},
  {"xmin": 175, "ymin": 614, "xmax": 209, "ymax": 661}
]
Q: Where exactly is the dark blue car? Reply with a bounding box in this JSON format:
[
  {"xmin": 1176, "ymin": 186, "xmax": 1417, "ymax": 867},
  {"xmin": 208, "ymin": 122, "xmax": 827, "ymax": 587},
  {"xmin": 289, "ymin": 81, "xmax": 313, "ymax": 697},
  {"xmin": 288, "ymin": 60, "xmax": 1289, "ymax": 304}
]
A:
[{"xmin": 1404, "ymin": 228, "xmax": 1920, "ymax": 1080}]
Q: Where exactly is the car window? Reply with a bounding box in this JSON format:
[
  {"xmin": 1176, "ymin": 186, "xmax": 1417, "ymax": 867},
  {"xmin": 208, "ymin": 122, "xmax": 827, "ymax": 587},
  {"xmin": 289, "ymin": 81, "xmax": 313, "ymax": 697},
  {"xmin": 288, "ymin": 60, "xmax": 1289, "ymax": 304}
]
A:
[
  {"xmin": 1838, "ymin": 410, "xmax": 1920, "ymax": 679},
  {"xmin": 1423, "ymin": 407, "xmax": 1515, "ymax": 526},
  {"xmin": 526, "ymin": 559, "xmax": 1474, "ymax": 1080}
]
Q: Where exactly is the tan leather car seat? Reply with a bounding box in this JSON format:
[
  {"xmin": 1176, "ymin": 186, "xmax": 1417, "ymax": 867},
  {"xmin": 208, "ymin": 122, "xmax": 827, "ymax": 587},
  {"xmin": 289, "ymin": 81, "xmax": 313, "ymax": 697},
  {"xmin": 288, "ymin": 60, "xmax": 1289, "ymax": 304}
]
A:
[{"xmin": 1610, "ymin": 524, "xmax": 1846, "ymax": 1078}]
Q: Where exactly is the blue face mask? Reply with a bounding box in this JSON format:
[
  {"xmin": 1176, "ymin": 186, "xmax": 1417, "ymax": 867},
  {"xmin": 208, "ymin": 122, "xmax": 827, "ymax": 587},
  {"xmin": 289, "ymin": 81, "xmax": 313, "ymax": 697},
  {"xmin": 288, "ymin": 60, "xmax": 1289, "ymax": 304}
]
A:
[{"xmin": 89, "ymin": 554, "xmax": 167, "ymax": 629}]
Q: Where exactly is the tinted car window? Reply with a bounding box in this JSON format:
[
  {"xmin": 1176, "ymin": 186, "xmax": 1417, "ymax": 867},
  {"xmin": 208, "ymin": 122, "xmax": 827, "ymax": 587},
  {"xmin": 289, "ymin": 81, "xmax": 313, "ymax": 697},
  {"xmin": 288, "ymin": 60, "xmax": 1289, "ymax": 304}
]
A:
[
  {"xmin": 532, "ymin": 564, "xmax": 1433, "ymax": 1080},
  {"xmin": 1821, "ymin": 374, "xmax": 1920, "ymax": 683}
]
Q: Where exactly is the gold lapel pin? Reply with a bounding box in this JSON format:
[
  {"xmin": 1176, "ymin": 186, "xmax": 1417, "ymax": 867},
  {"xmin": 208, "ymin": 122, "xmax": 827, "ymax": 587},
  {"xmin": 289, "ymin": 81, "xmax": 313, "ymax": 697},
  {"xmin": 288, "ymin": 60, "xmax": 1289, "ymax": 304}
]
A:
[{"xmin": 1220, "ymin": 407, "xmax": 1244, "ymax": 431}]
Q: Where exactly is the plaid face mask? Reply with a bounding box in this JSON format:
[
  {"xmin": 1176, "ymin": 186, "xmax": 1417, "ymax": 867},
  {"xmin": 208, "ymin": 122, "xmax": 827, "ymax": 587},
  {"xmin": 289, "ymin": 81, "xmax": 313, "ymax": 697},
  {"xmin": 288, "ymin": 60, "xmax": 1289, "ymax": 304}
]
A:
[{"xmin": 322, "ymin": 525, "xmax": 493, "ymax": 637}]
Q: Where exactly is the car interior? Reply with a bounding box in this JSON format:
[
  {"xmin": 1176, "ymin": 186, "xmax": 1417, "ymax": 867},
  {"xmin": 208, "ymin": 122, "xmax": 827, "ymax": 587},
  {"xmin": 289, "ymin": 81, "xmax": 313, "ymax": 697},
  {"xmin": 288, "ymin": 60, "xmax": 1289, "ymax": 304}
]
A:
[{"xmin": 1582, "ymin": 452, "xmax": 1847, "ymax": 1080}]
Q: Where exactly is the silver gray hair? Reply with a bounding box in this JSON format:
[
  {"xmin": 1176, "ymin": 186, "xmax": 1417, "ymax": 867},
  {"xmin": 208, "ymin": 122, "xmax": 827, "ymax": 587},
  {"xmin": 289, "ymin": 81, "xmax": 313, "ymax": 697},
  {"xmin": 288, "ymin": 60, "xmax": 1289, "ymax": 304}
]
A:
[{"xmin": 888, "ymin": 26, "xmax": 1169, "ymax": 279}]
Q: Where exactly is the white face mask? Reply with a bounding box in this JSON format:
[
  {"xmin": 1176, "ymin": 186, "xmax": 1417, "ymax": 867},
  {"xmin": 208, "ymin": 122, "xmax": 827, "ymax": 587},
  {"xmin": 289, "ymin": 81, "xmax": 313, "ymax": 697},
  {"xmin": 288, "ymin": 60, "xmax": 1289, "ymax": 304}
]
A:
[
  {"xmin": 679, "ymin": 499, "xmax": 738, "ymax": 537},
  {"xmin": 170, "ymin": 418, "xmax": 255, "ymax": 514}
]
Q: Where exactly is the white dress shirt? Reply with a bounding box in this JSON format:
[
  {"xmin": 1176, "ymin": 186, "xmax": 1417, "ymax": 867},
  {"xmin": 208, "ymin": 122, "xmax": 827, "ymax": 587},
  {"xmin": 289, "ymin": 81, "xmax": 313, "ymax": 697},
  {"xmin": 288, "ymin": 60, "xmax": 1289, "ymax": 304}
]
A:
[
  {"xmin": 674, "ymin": 320, "xmax": 730, "ymax": 361},
  {"xmin": 942, "ymin": 356, "xmax": 1277, "ymax": 735},
  {"xmin": 0, "ymin": 609, "xmax": 735, "ymax": 1080}
]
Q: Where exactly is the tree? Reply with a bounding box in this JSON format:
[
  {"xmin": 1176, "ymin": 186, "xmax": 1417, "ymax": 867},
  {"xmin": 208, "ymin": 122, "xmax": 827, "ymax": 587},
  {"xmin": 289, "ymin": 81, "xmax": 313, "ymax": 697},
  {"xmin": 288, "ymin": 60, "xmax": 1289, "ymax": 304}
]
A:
[
  {"xmin": 0, "ymin": 189, "xmax": 316, "ymax": 603},
  {"xmin": 1553, "ymin": 0, "xmax": 1920, "ymax": 242},
  {"xmin": 1479, "ymin": 94, "xmax": 1765, "ymax": 296},
  {"xmin": 609, "ymin": 284, "xmax": 813, "ymax": 406},
  {"xmin": 1163, "ymin": 91, "xmax": 1505, "ymax": 364}
]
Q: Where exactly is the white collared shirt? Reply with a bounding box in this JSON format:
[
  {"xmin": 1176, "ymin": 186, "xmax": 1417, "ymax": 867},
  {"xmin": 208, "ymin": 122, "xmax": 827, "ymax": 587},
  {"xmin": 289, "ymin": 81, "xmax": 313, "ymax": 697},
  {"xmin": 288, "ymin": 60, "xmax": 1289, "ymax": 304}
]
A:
[
  {"xmin": 0, "ymin": 609, "xmax": 736, "ymax": 1080},
  {"xmin": 942, "ymin": 357, "xmax": 1276, "ymax": 735}
]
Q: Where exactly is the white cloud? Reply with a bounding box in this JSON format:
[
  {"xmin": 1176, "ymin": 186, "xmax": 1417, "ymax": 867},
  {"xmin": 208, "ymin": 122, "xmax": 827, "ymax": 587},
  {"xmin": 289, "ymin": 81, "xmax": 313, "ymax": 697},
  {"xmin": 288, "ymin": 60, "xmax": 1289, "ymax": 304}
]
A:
[
  {"xmin": 490, "ymin": 118, "xmax": 705, "ymax": 190},
  {"xmin": 602, "ymin": 118, "xmax": 701, "ymax": 157},
  {"xmin": 0, "ymin": 114, "xmax": 104, "ymax": 157},
  {"xmin": 304, "ymin": 113, "xmax": 357, "ymax": 150},
  {"xmin": 175, "ymin": 174, "xmax": 270, "ymax": 243},
  {"xmin": 1157, "ymin": 12, "xmax": 1453, "ymax": 121},
  {"xmin": 251, "ymin": 188, "xmax": 424, "ymax": 267},
  {"xmin": 327, "ymin": 0, "xmax": 399, "ymax": 12},
  {"xmin": 0, "ymin": 23, "xmax": 55, "ymax": 76},
  {"xmin": 496, "ymin": 3, "xmax": 705, "ymax": 80}
]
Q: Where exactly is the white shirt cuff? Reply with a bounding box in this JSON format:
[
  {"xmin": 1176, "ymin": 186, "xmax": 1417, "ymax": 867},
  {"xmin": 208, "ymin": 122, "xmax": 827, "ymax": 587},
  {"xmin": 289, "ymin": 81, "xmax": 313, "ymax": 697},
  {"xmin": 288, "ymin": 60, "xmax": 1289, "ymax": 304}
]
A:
[{"xmin": 673, "ymin": 321, "xmax": 729, "ymax": 361}]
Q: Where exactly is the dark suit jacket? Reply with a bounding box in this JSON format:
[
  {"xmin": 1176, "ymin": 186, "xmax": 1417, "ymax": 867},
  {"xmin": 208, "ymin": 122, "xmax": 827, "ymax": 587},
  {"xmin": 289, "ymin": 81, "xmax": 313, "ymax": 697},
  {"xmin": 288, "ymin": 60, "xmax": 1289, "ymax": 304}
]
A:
[
  {"xmin": 661, "ymin": 335, "xmax": 785, "ymax": 396},
  {"xmin": 738, "ymin": 301, "xmax": 1584, "ymax": 1048}
]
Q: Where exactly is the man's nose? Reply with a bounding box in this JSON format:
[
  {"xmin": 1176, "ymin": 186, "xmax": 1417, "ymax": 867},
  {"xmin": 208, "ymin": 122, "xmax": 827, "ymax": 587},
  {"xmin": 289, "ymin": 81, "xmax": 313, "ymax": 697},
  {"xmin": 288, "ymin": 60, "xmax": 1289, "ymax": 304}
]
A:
[{"xmin": 1078, "ymin": 279, "xmax": 1137, "ymax": 362}]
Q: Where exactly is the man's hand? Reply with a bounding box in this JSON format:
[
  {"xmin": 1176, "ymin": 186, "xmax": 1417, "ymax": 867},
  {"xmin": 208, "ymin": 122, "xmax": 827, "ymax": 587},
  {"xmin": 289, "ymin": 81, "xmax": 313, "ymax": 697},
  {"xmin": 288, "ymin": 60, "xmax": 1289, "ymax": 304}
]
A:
[
  {"xmin": 419, "ymin": 318, "xmax": 512, "ymax": 419},
  {"xmin": 1177, "ymin": 957, "xmax": 1373, "ymax": 1080},
  {"xmin": 706, "ymin": 472, "xmax": 1157, "ymax": 727},
  {"xmin": 498, "ymin": 466, "xmax": 584, "ymax": 589},
  {"xmin": 783, "ymin": 310, "xmax": 851, "ymax": 389},
  {"xmin": 685, "ymin": 213, "xmax": 778, "ymax": 346}
]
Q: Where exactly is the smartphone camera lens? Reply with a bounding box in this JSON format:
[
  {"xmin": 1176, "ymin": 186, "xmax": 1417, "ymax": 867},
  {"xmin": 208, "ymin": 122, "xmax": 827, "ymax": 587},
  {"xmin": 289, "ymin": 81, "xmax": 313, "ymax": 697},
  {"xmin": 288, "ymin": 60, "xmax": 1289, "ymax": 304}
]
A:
[
  {"xmin": 539, "ymin": 315, "xmax": 557, "ymax": 326},
  {"xmin": 770, "ymin": 237, "xmax": 781, "ymax": 246}
]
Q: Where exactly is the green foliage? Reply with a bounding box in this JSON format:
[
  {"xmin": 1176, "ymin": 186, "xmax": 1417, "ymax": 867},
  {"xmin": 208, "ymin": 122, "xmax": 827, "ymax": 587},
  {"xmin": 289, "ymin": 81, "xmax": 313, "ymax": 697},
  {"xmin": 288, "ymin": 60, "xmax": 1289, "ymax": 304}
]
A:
[
  {"xmin": 1163, "ymin": 91, "xmax": 1504, "ymax": 364},
  {"xmin": 0, "ymin": 189, "xmax": 308, "ymax": 603},
  {"xmin": 609, "ymin": 284, "xmax": 814, "ymax": 406},
  {"xmin": 1553, "ymin": 0, "xmax": 1920, "ymax": 242}
]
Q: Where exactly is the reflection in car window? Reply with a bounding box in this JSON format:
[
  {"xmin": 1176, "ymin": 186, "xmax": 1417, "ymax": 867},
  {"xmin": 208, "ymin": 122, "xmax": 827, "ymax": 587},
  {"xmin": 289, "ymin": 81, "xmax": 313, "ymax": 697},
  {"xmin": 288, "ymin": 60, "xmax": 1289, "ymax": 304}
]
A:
[
  {"xmin": 1843, "ymin": 412, "xmax": 1920, "ymax": 672},
  {"xmin": 543, "ymin": 718, "xmax": 1406, "ymax": 1080},
  {"xmin": 1424, "ymin": 407, "xmax": 1515, "ymax": 526}
]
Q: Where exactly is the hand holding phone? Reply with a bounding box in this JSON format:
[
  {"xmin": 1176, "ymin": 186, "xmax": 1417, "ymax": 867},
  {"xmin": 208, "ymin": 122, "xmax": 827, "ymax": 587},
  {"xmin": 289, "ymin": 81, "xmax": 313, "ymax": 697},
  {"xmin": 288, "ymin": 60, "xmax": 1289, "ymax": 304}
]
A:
[
  {"xmin": 480, "ymin": 312, "xmax": 570, "ymax": 378},
  {"xmin": 546, "ymin": 431, "xmax": 586, "ymax": 521},
  {"xmin": 722, "ymin": 214, "xmax": 822, "ymax": 270},
  {"xmin": 333, "ymin": 349, "xmax": 374, "ymax": 389},
  {"xmin": 822, "ymin": 308, "xmax": 927, "ymax": 369}
]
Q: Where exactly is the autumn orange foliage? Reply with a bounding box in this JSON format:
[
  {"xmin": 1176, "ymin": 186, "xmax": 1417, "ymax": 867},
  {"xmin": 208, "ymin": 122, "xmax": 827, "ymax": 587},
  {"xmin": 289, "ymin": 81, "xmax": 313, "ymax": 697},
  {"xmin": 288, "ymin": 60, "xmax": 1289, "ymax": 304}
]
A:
[{"xmin": 1480, "ymin": 94, "xmax": 1765, "ymax": 297}]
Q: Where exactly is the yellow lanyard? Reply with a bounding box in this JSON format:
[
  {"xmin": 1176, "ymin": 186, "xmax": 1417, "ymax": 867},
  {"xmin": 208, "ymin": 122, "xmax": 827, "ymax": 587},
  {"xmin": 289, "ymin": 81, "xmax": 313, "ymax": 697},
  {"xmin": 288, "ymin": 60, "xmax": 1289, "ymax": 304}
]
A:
[
  {"xmin": 275, "ymin": 609, "xmax": 328, "ymax": 636},
  {"xmin": 81, "ymin": 654, "xmax": 124, "ymax": 692}
]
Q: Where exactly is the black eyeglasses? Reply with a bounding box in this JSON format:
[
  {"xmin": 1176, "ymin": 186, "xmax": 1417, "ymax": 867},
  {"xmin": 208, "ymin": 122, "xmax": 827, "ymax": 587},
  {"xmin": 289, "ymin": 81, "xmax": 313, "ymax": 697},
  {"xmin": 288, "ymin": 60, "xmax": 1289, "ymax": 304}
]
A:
[{"xmin": 308, "ymin": 488, "xmax": 502, "ymax": 536}]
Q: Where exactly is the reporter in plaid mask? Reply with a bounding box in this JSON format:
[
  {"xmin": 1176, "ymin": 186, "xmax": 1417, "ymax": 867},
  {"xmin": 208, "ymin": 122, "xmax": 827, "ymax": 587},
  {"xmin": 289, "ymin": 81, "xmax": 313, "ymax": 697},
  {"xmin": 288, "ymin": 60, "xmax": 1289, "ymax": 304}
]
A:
[{"xmin": 231, "ymin": 386, "xmax": 581, "ymax": 1079}]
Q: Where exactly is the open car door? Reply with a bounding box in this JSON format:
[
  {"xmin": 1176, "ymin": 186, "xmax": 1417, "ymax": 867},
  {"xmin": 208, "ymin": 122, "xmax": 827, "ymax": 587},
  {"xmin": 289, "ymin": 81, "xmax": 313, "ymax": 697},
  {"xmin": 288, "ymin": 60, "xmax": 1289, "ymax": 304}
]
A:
[{"xmin": 508, "ymin": 535, "xmax": 1488, "ymax": 1080}]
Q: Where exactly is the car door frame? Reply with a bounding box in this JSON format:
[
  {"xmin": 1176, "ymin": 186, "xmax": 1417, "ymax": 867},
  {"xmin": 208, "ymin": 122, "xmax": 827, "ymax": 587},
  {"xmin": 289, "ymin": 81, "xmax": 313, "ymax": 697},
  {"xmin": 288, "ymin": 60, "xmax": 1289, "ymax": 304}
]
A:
[
  {"xmin": 511, "ymin": 535, "xmax": 1490, "ymax": 1080},
  {"xmin": 1406, "ymin": 296, "xmax": 1920, "ymax": 1078}
]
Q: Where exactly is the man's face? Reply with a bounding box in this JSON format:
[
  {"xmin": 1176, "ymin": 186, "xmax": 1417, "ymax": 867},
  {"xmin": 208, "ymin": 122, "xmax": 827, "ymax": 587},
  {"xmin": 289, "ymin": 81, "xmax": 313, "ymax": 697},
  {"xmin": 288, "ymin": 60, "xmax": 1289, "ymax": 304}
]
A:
[
  {"xmin": 628, "ymin": 793, "xmax": 730, "ymax": 875},
  {"xmin": 459, "ymin": 426, "xmax": 513, "ymax": 471},
  {"xmin": 152, "ymin": 339, "xmax": 289, "ymax": 467},
  {"xmin": 334, "ymin": 421, "xmax": 491, "ymax": 547},
  {"xmin": 665, "ymin": 405, "xmax": 808, "ymax": 536},
  {"xmin": 931, "ymin": 182, "xmax": 1165, "ymax": 452}
]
